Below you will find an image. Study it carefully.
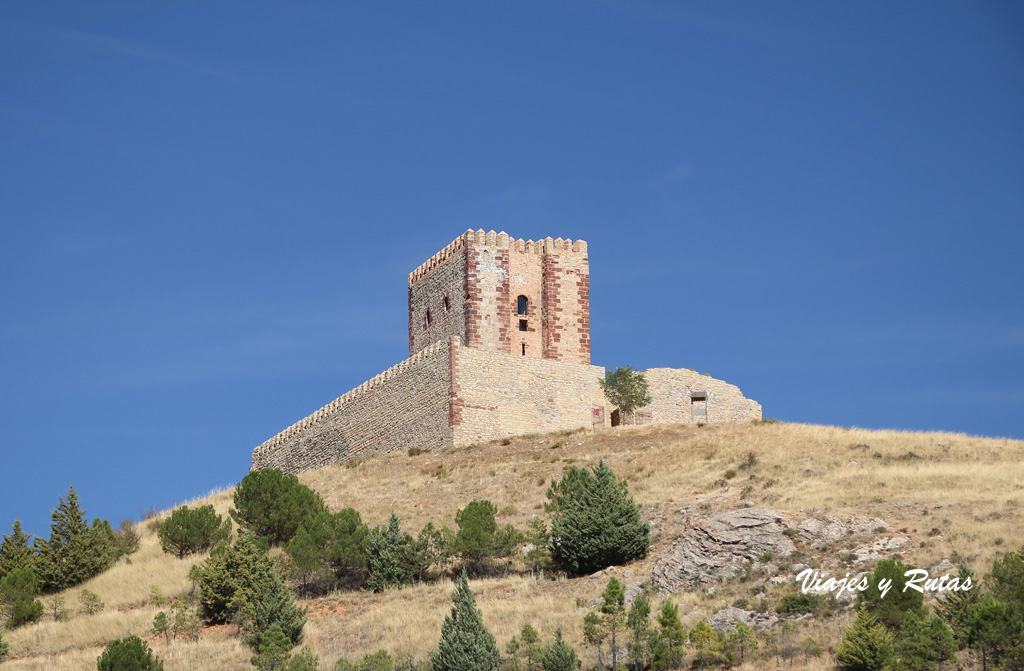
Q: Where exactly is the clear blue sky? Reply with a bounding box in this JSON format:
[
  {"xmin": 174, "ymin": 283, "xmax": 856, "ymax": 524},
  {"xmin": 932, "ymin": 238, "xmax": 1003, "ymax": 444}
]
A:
[{"xmin": 2, "ymin": 2, "xmax": 1022, "ymax": 540}]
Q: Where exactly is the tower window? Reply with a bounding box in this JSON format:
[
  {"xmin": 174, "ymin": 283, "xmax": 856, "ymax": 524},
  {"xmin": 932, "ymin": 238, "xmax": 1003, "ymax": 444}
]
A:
[
  {"xmin": 517, "ymin": 295, "xmax": 528, "ymax": 315},
  {"xmin": 424, "ymin": 309, "xmax": 432, "ymax": 329},
  {"xmin": 519, "ymin": 319, "xmax": 528, "ymax": 331},
  {"xmin": 521, "ymin": 343, "xmax": 527, "ymax": 355},
  {"xmin": 443, "ymin": 296, "xmax": 450, "ymax": 312}
]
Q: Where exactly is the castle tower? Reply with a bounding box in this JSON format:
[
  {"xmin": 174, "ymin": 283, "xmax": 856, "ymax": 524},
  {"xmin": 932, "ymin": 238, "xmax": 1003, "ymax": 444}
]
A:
[{"xmin": 407, "ymin": 229, "xmax": 591, "ymax": 365}]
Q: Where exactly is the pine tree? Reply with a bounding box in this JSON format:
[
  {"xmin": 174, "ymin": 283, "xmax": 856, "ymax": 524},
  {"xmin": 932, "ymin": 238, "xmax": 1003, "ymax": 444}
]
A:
[
  {"xmin": 546, "ymin": 461, "xmax": 649, "ymax": 576},
  {"xmin": 688, "ymin": 621, "xmax": 723, "ymax": 669},
  {"xmin": 651, "ymin": 601, "xmax": 685, "ymax": 671},
  {"xmin": 153, "ymin": 611, "xmax": 170, "ymax": 644},
  {"xmin": 836, "ymin": 608, "xmax": 894, "ymax": 671},
  {"xmin": 600, "ymin": 578, "xmax": 626, "ymax": 671},
  {"xmin": 197, "ymin": 533, "xmax": 281, "ymax": 623},
  {"xmin": 967, "ymin": 595, "xmax": 1024, "ymax": 671},
  {"xmin": 988, "ymin": 548, "xmax": 1024, "ymax": 611},
  {"xmin": 431, "ymin": 570, "xmax": 501, "ymax": 671},
  {"xmin": 230, "ymin": 468, "xmax": 326, "ymax": 546},
  {"xmin": 857, "ymin": 559, "xmax": 925, "ymax": 632},
  {"xmin": 251, "ymin": 623, "xmax": 293, "ymax": 671},
  {"xmin": 157, "ymin": 505, "xmax": 231, "ymax": 559},
  {"xmin": 454, "ymin": 500, "xmax": 499, "ymax": 575},
  {"xmin": 934, "ymin": 561, "xmax": 980, "ymax": 648},
  {"xmin": 523, "ymin": 518, "xmax": 552, "ymax": 578},
  {"xmin": 0, "ymin": 626, "xmax": 8, "ymax": 662},
  {"xmin": 625, "ymin": 594, "xmax": 653, "ymax": 671},
  {"xmin": 894, "ymin": 609, "xmax": 956, "ymax": 671},
  {"xmin": 365, "ymin": 513, "xmax": 414, "ymax": 592},
  {"xmin": 241, "ymin": 574, "xmax": 308, "ymax": 650},
  {"xmin": 0, "ymin": 519, "xmax": 34, "ymax": 579},
  {"xmin": 97, "ymin": 635, "xmax": 165, "ymax": 671},
  {"xmin": 728, "ymin": 622, "xmax": 758, "ymax": 667},
  {"xmin": 79, "ymin": 589, "xmax": 105, "ymax": 615},
  {"xmin": 34, "ymin": 485, "xmax": 117, "ymax": 592},
  {"xmin": 0, "ymin": 566, "xmax": 44, "ymax": 628},
  {"xmin": 541, "ymin": 628, "xmax": 579, "ymax": 671}
]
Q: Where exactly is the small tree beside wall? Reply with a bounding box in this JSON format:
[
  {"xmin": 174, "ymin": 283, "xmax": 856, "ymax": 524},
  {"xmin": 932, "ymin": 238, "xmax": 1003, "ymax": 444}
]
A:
[{"xmin": 599, "ymin": 367, "xmax": 652, "ymax": 425}]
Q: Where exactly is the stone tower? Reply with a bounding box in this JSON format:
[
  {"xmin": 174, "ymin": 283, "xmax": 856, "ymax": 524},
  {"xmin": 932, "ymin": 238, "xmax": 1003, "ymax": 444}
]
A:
[{"xmin": 407, "ymin": 229, "xmax": 591, "ymax": 364}]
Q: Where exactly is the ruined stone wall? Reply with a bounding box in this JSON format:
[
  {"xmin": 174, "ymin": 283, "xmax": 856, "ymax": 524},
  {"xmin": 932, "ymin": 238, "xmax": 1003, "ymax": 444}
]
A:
[
  {"xmin": 451, "ymin": 339, "xmax": 607, "ymax": 445},
  {"xmin": 251, "ymin": 341, "xmax": 453, "ymax": 474},
  {"xmin": 640, "ymin": 367, "xmax": 762, "ymax": 424},
  {"xmin": 408, "ymin": 238, "xmax": 468, "ymax": 356}
]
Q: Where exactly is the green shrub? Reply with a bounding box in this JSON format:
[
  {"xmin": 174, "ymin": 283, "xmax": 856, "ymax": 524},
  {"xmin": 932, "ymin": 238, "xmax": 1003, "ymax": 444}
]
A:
[
  {"xmin": 776, "ymin": 592, "xmax": 829, "ymax": 615},
  {"xmin": 96, "ymin": 635, "xmax": 165, "ymax": 671},
  {"xmin": 0, "ymin": 566, "xmax": 44, "ymax": 628},
  {"xmin": 79, "ymin": 589, "xmax": 105, "ymax": 615},
  {"xmin": 286, "ymin": 508, "xmax": 367, "ymax": 590},
  {"xmin": 454, "ymin": 500, "xmax": 498, "ymax": 573},
  {"xmin": 197, "ymin": 534, "xmax": 281, "ymax": 624},
  {"xmin": 230, "ymin": 469, "xmax": 326, "ymax": 545},
  {"xmin": 115, "ymin": 520, "xmax": 141, "ymax": 556},
  {"xmin": 0, "ymin": 627, "xmax": 8, "ymax": 662},
  {"xmin": 546, "ymin": 461, "xmax": 649, "ymax": 575},
  {"xmin": 157, "ymin": 505, "xmax": 231, "ymax": 559}
]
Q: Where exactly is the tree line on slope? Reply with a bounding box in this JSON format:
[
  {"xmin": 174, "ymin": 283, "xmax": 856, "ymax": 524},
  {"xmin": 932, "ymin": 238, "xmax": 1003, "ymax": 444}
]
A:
[{"xmin": 0, "ymin": 485, "xmax": 138, "ymax": 630}]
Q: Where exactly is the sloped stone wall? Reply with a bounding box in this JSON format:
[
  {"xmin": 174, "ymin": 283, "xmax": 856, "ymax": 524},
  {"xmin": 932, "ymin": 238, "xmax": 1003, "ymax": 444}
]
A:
[{"xmin": 251, "ymin": 341, "xmax": 453, "ymax": 473}]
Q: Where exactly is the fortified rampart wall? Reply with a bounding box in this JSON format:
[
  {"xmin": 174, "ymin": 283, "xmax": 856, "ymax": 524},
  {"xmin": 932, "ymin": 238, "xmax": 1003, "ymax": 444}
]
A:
[
  {"xmin": 251, "ymin": 341, "xmax": 453, "ymax": 473},
  {"xmin": 450, "ymin": 338, "xmax": 607, "ymax": 446},
  {"xmin": 640, "ymin": 367, "xmax": 762, "ymax": 424},
  {"xmin": 252, "ymin": 230, "xmax": 762, "ymax": 475}
]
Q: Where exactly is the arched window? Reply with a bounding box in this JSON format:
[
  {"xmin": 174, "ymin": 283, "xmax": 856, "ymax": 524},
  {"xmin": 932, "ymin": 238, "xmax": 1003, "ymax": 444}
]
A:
[{"xmin": 517, "ymin": 295, "xmax": 528, "ymax": 315}]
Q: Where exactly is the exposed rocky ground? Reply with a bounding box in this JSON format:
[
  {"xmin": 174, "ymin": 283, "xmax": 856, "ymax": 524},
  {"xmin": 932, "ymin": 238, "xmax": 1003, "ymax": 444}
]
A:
[{"xmin": 647, "ymin": 506, "xmax": 910, "ymax": 628}]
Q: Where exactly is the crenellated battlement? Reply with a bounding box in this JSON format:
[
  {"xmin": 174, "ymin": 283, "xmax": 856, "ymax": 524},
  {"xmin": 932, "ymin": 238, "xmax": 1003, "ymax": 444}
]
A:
[{"xmin": 407, "ymin": 229, "xmax": 587, "ymax": 288}]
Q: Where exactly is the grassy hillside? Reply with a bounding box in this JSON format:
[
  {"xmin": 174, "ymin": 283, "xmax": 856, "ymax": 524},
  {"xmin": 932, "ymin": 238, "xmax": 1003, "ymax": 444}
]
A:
[{"xmin": 5, "ymin": 421, "xmax": 1023, "ymax": 670}]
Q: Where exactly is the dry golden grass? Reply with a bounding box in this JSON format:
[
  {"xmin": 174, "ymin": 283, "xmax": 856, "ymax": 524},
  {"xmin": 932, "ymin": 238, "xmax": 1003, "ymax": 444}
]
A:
[{"xmin": 7, "ymin": 421, "xmax": 1022, "ymax": 670}]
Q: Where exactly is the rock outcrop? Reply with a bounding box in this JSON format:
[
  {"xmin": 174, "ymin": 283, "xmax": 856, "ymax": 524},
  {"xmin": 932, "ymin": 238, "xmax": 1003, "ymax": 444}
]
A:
[
  {"xmin": 651, "ymin": 507, "xmax": 794, "ymax": 594},
  {"xmin": 651, "ymin": 506, "xmax": 904, "ymax": 595}
]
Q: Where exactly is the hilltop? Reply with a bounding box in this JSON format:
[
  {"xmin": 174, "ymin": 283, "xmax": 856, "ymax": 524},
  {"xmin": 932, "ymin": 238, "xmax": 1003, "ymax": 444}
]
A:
[{"xmin": 4, "ymin": 420, "xmax": 1022, "ymax": 670}]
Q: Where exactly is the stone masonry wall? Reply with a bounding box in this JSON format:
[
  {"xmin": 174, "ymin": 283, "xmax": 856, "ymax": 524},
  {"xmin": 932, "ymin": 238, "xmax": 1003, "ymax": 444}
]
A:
[
  {"xmin": 542, "ymin": 243, "xmax": 590, "ymax": 364},
  {"xmin": 407, "ymin": 230, "xmax": 590, "ymax": 363},
  {"xmin": 251, "ymin": 341, "xmax": 453, "ymax": 473},
  {"xmin": 506, "ymin": 242, "xmax": 545, "ymax": 358},
  {"xmin": 408, "ymin": 238, "xmax": 468, "ymax": 356},
  {"xmin": 451, "ymin": 339, "xmax": 607, "ymax": 445},
  {"xmin": 465, "ymin": 236, "xmax": 511, "ymax": 354},
  {"xmin": 639, "ymin": 367, "xmax": 762, "ymax": 424}
]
